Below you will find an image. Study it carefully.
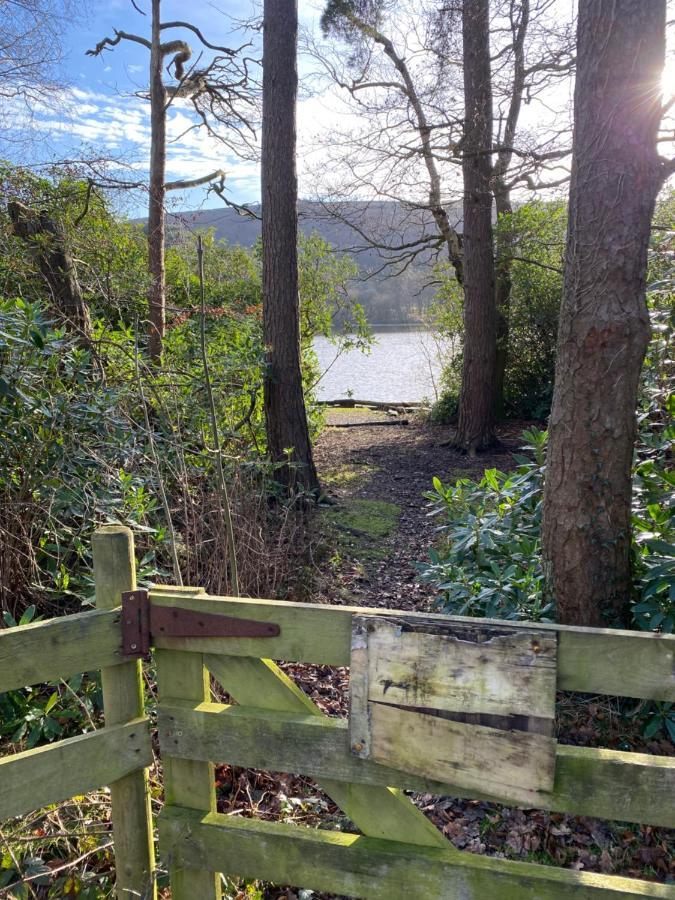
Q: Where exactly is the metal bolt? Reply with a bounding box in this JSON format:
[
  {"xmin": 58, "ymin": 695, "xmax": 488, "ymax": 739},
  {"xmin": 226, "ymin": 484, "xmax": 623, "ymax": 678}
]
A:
[
  {"xmin": 352, "ymin": 741, "xmax": 365, "ymax": 753},
  {"xmin": 130, "ymin": 642, "xmax": 137, "ymax": 650},
  {"xmin": 532, "ymin": 641, "xmax": 540, "ymax": 653}
]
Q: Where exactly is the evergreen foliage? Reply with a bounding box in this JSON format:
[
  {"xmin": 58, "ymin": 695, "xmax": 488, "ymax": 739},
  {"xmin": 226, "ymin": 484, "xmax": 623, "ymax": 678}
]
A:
[
  {"xmin": 0, "ymin": 164, "xmax": 369, "ymax": 619},
  {"xmin": 422, "ymin": 215, "xmax": 674, "ymax": 634},
  {"xmin": 430, "ymin": 200, "xmax": 566, "ymax": 421}
]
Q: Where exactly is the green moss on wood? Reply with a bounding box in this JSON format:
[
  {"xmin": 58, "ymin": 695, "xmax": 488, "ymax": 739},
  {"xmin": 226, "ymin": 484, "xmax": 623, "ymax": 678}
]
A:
[
  {"xmin": 148, "ymin": 591, "xmax": 675, "ymax": 702},
  {"xmin": 202, "ymin": 654, "xmax": 447, "ymax": 848},
  {"xmin": 0, "ymin": 608, "xmax": 122, "ymax": 694},
  {"xmin": 159, "ymin": 701, "xmax": 675, "ymax": 829},
  {"xmin": 0, "ymin": 718, "xmax": 152, "ymax": 821},
  {"xmin": 160, "ymin": 806, "xmax": 675, "ymax": 899}
]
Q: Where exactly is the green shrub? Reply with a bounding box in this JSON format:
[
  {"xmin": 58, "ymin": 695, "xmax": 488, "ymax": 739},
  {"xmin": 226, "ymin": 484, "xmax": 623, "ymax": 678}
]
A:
[
  {"xmin": 429, "ymin": 200, "xmax": 565, "ymax": 423},
  {"xmin": 0, "ymin": 297, "xmax": 162, "ymax": 615},
  {"xmin": 420, "ymin": 427, "xmax": 550, "ymax": 620},
  {"xmin": 421, "ymin": 297, "xmax": 674, "ymax": 632},
  {"xmin": 429, "ymin": 387, "xmax": 459, "ymax": 425},
  {"xmin": 498, "ymin": 201, "xmax": 565, "ymax": 417},
  {"xmin": 630, "ymin": 285, "xmax": 674, "ymax": 632}
]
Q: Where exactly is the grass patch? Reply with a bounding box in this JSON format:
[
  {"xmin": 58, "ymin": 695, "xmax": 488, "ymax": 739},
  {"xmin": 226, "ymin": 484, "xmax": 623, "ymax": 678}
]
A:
[
  {"xmin": 334, "ymin": 499, "xmax": 401, "ymax": 538},
  {"xmin": 321, "ymin": 498, "xmax": 401, "ymax": 563},
  {"xmin": 322, "ymin": 462, "xmax": 377, "ymax": 488}
]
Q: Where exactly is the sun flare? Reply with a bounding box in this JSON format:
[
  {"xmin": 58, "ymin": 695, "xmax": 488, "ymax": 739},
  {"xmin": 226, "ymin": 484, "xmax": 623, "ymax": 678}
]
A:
[{"xmin": 662, "ymin": 56, "xmax": 675, "ymax": 96}]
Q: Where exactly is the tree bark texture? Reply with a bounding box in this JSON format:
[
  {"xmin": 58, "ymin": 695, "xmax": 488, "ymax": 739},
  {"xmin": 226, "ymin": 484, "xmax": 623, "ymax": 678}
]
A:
[
  {"xmin": 147, "ymin": 0, "xmax": 166, "ymax": 363},
  {"xmin": 8, "ymin": 201, "xmax": 92, "ymax": 342},
  {"xmin": 261, "ymin": 0, "xmax": 320, "ymax": 493},
  {"xmin": 456, "ymin": 0, "xmax": 497, "ymax": 452},
  {"xmin": 493, "ymin": 188, "xmax": 513, "ymax": 416},
  {"xmin": 541, "ymin": 0, "xmax": 665, "ymax": 626},
  {"xmin": 490, "ymin": 0, "xmax": 528, "ymax": 417}
]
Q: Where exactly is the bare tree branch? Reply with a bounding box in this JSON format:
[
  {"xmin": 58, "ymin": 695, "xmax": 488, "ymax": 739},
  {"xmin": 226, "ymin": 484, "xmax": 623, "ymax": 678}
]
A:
[
  {"xmin": 86, "ymin": 30, "xmax": 152, "ymax": 55},
  {"xmin": 165, "ymin": 169, "xmax": 224, "ymax": 191},
  {"xmin": 160, "ymin": 21, "xmax": 239, "ymax": 56}
]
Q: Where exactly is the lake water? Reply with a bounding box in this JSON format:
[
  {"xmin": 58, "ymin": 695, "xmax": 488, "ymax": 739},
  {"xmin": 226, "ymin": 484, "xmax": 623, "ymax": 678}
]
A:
[{"xmin": 313, "ymin": 328, "xmax": 452, "ymax": 404}]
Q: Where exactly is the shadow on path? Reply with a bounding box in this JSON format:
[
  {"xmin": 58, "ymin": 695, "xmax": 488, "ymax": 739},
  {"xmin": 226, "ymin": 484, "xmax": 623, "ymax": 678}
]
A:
[{"xmin": 313, "ymin": 413, "xmax": 526, "ymax": 611}]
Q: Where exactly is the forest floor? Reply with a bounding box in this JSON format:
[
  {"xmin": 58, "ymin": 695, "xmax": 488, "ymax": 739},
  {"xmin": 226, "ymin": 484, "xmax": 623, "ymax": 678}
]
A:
[
  {"xmin": 312, "ymin": 407, "xmax": 523, "ymax": 610},
  {"xmin": 215, "ymin": 411, "xmax": 674, "ymax": 897}
]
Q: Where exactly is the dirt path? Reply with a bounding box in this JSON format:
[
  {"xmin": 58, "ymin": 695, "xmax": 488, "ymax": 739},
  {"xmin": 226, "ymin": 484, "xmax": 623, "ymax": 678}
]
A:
[{"xmin": 313, "ymin": 411, "xmax": 524, "ymax": 610}]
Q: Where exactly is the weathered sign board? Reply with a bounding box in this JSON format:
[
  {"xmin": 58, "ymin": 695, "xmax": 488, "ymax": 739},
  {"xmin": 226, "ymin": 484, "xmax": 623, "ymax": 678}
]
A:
[{"xmin": 350, "ymin": 616, "xmax": 558, "ymax": 804}]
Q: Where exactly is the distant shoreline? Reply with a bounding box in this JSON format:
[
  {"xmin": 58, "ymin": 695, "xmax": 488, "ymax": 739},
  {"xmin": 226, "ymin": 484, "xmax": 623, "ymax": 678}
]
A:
[{"xmin": 334, "ymin": 322, "xmax": 429, "ymax": 331}]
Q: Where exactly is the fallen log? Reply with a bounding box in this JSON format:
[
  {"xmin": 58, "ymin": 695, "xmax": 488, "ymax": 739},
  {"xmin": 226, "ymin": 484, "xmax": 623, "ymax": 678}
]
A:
[
  {"xmin": 327, "ymin": 419, "xmax": 409, "ymax": 428},
  {"xmin": 318, "ymin": 398, "xmax": 427, "ymax": 411}
]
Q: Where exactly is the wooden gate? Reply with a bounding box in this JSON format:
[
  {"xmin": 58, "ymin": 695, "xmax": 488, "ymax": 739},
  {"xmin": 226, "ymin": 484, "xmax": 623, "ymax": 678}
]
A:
[
  {"xmin": 1, "ymin": 526, "xmax": 675, "ymax": 899},
  {"xmin": 0, "ymin": 526, "xmax": 156, "ymax": 898}
]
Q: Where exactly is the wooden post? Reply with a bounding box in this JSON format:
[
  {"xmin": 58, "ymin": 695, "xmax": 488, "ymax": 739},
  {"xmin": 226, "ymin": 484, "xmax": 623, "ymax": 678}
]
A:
[
  {"xmin": 156, "ymin": 641, "xmax": 220, "ymax": 900},
  {"xmin": 92, "ymin": 526, "xmax": 156, "ymax": 899}
]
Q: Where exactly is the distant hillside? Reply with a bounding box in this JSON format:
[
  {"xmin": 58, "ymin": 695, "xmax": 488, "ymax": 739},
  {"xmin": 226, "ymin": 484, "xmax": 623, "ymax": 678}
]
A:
[{"xmin": 160, "ymin": 200, "xmax": 463, "ymax": 325}]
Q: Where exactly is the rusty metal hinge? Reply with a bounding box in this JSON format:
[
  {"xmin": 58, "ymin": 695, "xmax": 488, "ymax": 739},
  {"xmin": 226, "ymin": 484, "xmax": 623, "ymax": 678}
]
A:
[{"xmin": 121, "ymin": 589, "xmax": 280, "ymax": 659}]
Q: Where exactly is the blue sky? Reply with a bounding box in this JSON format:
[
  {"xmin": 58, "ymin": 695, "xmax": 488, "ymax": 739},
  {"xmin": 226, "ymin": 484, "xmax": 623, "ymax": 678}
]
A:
[
  {"xmin": 12, "ymin": 0, "xmax": 337, "ymax": 214},
  {"xmin": 9, "ymin": 1, "xmax": 672, "ymax": 218}
]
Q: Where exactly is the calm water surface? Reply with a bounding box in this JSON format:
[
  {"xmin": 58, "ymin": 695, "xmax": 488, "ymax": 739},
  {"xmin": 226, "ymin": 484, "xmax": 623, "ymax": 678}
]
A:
[{"xmin": 313, "ymin": 328, "xmax": 452, "ymax": 403}]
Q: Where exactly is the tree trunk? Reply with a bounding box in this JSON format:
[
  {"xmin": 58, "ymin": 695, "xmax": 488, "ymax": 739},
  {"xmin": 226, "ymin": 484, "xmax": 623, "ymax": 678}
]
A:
[
  {"xmin": 490, "ymin": 0, "xmax": 529, "ymax": 418},
  {"xmin": 455, "ymin": 0, "xmax": 497, "ymax": 453},
  {"xmin": 261, "ymin": 0, "xmax": 320, "ymax": 494},
  {"xmin": 541, "ymin": 0, "xmax": 665, "ymax": 626},
  {"xmin": 8, "ymin": 201, "xmax": 92, "ymax": 343},
  {"xmin": 147, "ymin": 0, "xmax": 166, "ymax": 363},
  {"xmin": 493, "ymin": 187, "xmax": 513, "ymax": 416}
]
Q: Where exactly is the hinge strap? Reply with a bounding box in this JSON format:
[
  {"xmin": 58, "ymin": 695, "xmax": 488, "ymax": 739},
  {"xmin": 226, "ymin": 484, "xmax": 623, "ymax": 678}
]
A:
[{"xmin": 121, "ymin": 589, "xmax": 280, "ymax": 659}]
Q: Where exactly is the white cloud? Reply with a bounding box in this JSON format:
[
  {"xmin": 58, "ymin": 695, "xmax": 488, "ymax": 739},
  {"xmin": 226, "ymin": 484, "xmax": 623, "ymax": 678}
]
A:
[{"xmin": 25, "ymin": 86, "xmax": 261, "ymax": 202}]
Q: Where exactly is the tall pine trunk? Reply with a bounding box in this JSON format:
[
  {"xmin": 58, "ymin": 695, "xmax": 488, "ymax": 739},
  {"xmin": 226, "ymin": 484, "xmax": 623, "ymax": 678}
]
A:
[
  {"xmin": 455, "ymin": 0, "xmax": 497, "ymax": 452},
  {"xmin": 147, "ymin": 0, "xmax": 166, "ymax": 363},
  {"xmin": 541, "ymin": 0, "xmax": 665, "ymax": 626},
  {"xmin": 262, "ymin": 0, "xmax": 320, "ymax": 493},
  {"xmin": 493, "ymin": 187, "xmax": 513, "ymax": 416}
]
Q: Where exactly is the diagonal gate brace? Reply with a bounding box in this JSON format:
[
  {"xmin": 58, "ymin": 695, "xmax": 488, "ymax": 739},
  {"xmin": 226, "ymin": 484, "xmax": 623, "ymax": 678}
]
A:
[{"xmin": 121, "ymin": 589, "xmax": 280, "ymax": 659}]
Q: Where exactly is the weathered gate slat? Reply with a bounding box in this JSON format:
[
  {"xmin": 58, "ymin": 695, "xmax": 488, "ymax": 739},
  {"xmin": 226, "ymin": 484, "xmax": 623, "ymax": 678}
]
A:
[
  {"xmin": 349, "ymin": 616, "xmax": 558, "ymax": 795},
  {"xmin": 159, "ymin": 701, "xmax": 675, "ymax": 829},
  {"xmin": 156, "ymin": 647, "xmax": 220, "ymax": 900},
  {"xmin": 93, "ymin": 526, "xmax": 156, "ymax": 900},
  {"xmin": 149, "ymin": 591, "xmax": 675, "ymax": 701},
  {"xmin": 159, "ymin": 806, "xmax": 675, "ymax": 900},
  {"xmin": 355, "ymin": 617, "xmax": 557, "ymax": 719},
  {"xmin": 203, "ymin": 654, "xmax": 449, "ymax": 848},
  {"xmin": 0, "ymin": 718, "xmax": 152, "ymax": 820},
  {"xmin": 366, "ymin": 703, "xmax": 557, "ymax": 802},
  {"xmin": 0, "ymin": 608, "xmax": 122, "ymax": 693}
]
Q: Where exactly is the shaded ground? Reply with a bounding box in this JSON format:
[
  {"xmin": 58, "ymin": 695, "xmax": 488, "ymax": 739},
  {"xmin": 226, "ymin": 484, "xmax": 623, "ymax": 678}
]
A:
[{"xmin": 313, "ymin": 411, "xmax": 525, "ymax": 609}]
